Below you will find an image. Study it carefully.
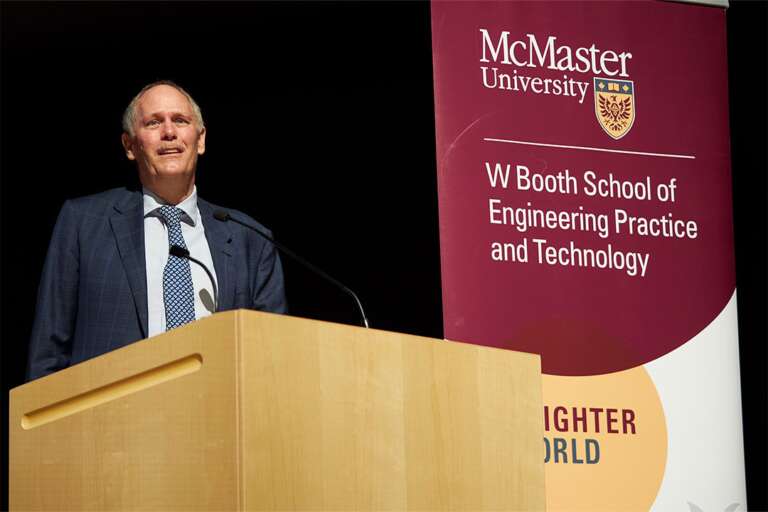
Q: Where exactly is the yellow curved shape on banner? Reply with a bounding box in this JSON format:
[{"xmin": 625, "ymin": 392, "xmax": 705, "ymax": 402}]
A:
[{"xmin": 543, "ymin": 366, "xmax": 667, "ymax": 510}]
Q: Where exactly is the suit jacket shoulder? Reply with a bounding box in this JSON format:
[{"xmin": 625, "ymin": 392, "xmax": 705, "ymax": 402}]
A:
[{"xmin": 65, "ymin": 187, "xmax": 142, "ymax": 214}]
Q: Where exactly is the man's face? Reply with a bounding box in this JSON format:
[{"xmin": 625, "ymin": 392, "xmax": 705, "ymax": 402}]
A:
[{"xmin": 121, "ymin": 85, "xmax": 206, "ymax": 187}]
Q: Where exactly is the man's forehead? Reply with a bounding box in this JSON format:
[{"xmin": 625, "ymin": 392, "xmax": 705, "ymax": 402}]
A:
[{"xmin": 136, "ymin": 85, "xmax": 194, "ymax": 115}]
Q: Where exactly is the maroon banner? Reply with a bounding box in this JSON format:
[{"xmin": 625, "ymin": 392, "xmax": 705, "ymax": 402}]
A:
[
  {"xmin": 431, "ymin": 1, "xmax": 745, "ymax": 509},
  {"xmin": 432, "ymin": 1, "xmax": 733, "ymax": 376}
]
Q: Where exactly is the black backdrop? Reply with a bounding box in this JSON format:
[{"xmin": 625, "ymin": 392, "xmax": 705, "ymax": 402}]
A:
[{"xmin": 1, "ymin": 2, "xmax": 765, "ymax": 510}]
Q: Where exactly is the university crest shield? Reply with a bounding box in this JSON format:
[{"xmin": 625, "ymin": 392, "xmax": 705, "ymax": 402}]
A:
[{"xmin": 594, "ymin": 78, "xmax": 635, "ymax": 139}]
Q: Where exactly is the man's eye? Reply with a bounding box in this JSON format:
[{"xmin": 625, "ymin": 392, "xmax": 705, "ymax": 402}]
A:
[
  {"xmin": 174, "ymin": 118, "xmax": 190, "ymax": 124},
  {"xmin": 146, "ymin": 120, "xmax": 160, "ymax": 127}
]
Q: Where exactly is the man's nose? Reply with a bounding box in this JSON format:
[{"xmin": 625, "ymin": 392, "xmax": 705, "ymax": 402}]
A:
[{"xmin": 161, "ymin": 119, "xmax": 177, "ymax": 139}]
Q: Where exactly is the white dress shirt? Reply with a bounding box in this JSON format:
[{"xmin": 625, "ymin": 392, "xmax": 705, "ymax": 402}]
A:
[{"xmin": 143, "ymin": 186, "xmax": 218, "ymax": 337}]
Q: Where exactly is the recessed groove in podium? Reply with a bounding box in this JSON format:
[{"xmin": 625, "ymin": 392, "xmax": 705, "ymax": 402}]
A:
[{"xmin": 21, "ymin": 354, "xmax": 203, "ymax": 430}]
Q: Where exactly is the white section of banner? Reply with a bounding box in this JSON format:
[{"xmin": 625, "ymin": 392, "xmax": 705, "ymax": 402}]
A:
[{"xmin": 646, "ymin": 291, "xmax": 746, "ymax": 511}]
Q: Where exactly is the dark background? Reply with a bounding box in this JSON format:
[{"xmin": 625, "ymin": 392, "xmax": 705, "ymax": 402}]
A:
[{"xmin": 1, "ymin": 1, "xmax": 765, "ymax": 510}]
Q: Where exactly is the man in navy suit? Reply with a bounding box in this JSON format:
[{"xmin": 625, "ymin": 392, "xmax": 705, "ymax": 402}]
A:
[{"xmin": 26, "ymin": 81, "xmax": 287, "ymax": 380}]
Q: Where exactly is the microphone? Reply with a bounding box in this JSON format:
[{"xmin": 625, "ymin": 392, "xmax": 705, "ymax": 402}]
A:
[
  {"xmin": 169, "ymin": 245, "xmax": 219, "ymax": 313},
  {"xmin": 213, "ymin": 210, "xmax": 370, "ymax": 328}
]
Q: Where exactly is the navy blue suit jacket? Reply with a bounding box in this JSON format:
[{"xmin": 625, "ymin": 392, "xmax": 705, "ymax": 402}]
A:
[{"xmin": 27, "ymin": 187, "xmax": 287, "ymax": 380}]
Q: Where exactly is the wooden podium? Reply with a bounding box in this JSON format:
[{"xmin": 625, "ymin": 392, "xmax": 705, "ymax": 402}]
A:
[{"xmin": 9, "ymin": 311, "xmax": 544, "ymax": 510}]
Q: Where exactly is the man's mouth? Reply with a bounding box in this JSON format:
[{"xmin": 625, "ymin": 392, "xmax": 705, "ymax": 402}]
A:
[{"xmin": 158, "ymin": 147, "xmax": 184, "ymax": 155}]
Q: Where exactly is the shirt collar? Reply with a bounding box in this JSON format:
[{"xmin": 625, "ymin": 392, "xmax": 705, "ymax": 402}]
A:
[{"xmin": 143, "ymin": 186, "xmax": 199, "ymax": 226}]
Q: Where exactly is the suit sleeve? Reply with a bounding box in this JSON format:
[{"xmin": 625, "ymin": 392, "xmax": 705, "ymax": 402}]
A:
[
  {"xmin": 26, "ymin": 201, "xmax": 80, "ymax": 380},
  {"xmin": 251, "ymin": 233, "xmax": 288, "ymax": 314}
]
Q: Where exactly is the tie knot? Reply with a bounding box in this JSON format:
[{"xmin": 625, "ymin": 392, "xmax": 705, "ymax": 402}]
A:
[{"xmin": 157, "ymin": 205, "xmax": 184, "ymax": 226}]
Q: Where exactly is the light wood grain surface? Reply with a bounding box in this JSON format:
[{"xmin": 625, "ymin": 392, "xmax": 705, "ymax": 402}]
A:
[{"xmin": 10, "ymin": 311, "xmax": 544, "ymax": 511}]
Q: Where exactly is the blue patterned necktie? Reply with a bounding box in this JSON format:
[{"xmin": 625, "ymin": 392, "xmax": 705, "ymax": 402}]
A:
[{"xmin": 158, "ymin": 205, "xmax": 195, "ymax": 330}]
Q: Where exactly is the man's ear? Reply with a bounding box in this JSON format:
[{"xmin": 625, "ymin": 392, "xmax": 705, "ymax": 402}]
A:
[
  {"xmin": 197, "ymin": 127, "xmax": 206, "ymax": 155},
  {"xmin": 121, "ymin": 132, "xmax": 136, "ymax": 160}
]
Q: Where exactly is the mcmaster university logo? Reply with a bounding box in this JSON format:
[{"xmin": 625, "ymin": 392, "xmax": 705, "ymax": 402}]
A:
[
  {"xmin": 594, "ymin": 78, "xmax": 635, "ymax": 139},
  {"xmin": 477, "ymin": 30, "xmax": 638, "ymax": 139}
]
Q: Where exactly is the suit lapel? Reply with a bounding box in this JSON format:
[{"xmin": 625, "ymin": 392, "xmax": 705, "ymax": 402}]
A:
[
  {"xmin": 109, "ymin": 190, "xmax": 148, "ymax": 338},
  {"xmin": 199, "ymin": 200, "xmax": 234, "ymax": 311}
]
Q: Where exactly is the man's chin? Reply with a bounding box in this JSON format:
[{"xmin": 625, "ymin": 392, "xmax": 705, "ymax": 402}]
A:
[{"xmin": 153, "ymin": 165, "xmax": 194, "ymax": 178}]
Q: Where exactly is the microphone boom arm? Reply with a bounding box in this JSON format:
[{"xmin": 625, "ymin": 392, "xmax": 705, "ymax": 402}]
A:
[
  {"xmin": 169, "ymin": 245, "xmax": 219, "ymax": 313},
  {"xmin": 214, "ymin": 211, "xmax": 370, "ymax": 328}
]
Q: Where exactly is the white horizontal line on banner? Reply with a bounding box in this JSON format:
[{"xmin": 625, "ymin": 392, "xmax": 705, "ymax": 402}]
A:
[{"xmin": 483, "ymin": 138, "xmax": 696, "ymax": 160}]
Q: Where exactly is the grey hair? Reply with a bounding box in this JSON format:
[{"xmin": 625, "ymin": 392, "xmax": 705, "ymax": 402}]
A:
[{"xmin": 122, "ymin": 80, "xmax": 205, "ymax": 136}]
